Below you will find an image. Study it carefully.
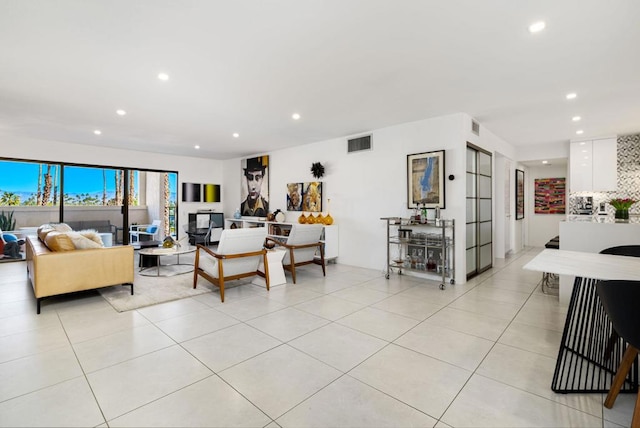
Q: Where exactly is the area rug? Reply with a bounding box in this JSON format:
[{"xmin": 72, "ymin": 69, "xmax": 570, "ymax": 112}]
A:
[{"xmin": 99, "ymin": 270, "xmax": 216, "ymax": 312}]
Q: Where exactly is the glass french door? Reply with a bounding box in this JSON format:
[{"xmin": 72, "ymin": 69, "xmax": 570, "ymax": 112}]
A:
[{"xmin": 466, "ymin": 144, "xmax": 493, "ymax": 278}]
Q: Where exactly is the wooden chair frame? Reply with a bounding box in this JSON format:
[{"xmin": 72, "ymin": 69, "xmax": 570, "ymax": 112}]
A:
[
  {"xmin": 265, "ymin": 237, "xmax": 325, "ymax": 284},
  {"xmin": 193, "ymin": 244, "xmax": 269, "ymax": 302}
]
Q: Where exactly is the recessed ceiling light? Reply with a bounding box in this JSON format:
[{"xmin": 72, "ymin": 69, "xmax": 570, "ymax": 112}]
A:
[
  {"xmin": 576, "ymin": 130, "xmax": 584, "ymax": 135},
  {"xmin": 116, "ymin": 109, "xmax": 126, "ymax": 116},
  {"xmin": 566, "ymin": 93, "xmax": 577, "ymax": 100},
  {"xmin": 292, "ymin": 113, "xmax": 301, "ymax": 120},
  {"xmin": 158, "ymin": 73, "xmax": 169, "ymax": 81},
  {"xmin": 528, "ymin": 21, "xmax": 546, "ymax": 33},
  {"xmin": 194, "ymin": 145, "xmax": 200, "ymax": 149},
  {"xmin": 93, "ymin": 130, "xmax": 102, "ymax": 135},
  {"xmin": 233, "ymin": 133, "xmax": 239, "ymax": 138},
  {"xmin": 572, "ymin": 116, "xmax": 581, "ymax": 122},
  {"xmin": 542, "ymin": 160, "xmax": 548, "ymax": 164}
]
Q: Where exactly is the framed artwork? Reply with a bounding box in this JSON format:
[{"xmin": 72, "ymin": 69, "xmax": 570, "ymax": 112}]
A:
[
  {"xmin": 240, "ymin": 156, "xmax": 269, "ymax": 217},
  {"xmin": 286, "ymin": 182, "xmax": 303, "ymax": 211},
  {"xmin": 203, "ymin": 184, "xmax": 221, "ymax": 202},
  {"xmin": 407, "ymin": 150, "xmax": 445, "ymax": 209},
  {"xmin": 302, "ymin": 182, "xmax": 322, "ymax": 212},
  {"xmin": 534, "ymin": 178, "xmax": 565, "ymax": 214},
  {"xmin": 515, "ymin": 169, "xmax": 525, "ymax": 220},
  {"xmin": 182, "ymin": 183, "xmax": 201, "ymax": 202}
]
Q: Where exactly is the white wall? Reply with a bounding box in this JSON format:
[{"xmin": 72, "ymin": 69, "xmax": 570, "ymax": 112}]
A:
[
  {"xmin": 527, "ymin": 164, "xmax": 568, "ymax": 247},
  {"xmin": 223, "ymin": 113, "xmax": 518, "ymax": 283},
  {"xmin": 1, "ymin": 135, "xmax": 223, "ymax": 237},
  {"xmin": 223, "ymin": 114, "xmax": 468, "ymax": 282}
]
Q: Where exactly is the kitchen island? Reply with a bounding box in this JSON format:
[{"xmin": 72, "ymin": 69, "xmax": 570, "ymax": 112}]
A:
[{"xmin": 558, "ymin": 215, "xmax": 640, "ymax": 304}]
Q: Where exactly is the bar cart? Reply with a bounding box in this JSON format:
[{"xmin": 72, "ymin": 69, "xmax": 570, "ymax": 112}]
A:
[{"xmin": 381, "ymin": 216, "xmax": 455, "ymax": 289}]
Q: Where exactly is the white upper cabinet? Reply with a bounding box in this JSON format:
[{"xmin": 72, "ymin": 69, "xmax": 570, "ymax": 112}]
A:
[
  {"xmin": 570, "ymin": 141, "xmax": 593, "ymax": 192},
  {"xmin": 592, "ymin": 138, "xmax": 617, "ymax": 191},
  {"xmin": 569, "ymin": 138, "xmax": 617, "ymax": 192}
]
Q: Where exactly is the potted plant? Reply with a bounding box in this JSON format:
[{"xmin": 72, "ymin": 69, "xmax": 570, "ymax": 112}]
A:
[
  {"xmin": 609, "ymin": 198, "xmax": 636, "ymax": 222},
  {"xmin": 0, "ymin": 210, "xmax": 16, "ymax": 231}
]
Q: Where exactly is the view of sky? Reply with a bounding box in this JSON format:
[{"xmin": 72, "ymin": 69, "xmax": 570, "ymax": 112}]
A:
[{"xmin": 0, "ymin": 160, "xmax": 176, "ymax": 199}]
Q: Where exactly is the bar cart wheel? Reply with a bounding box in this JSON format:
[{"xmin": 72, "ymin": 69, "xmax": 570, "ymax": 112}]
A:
[
  {"xmin": 439, "ymin": 283, "xmax": 446, "ymax": 290},
  {"xmin": 450, "ymin": 279, "xmax": 455, "ymax": 285}
]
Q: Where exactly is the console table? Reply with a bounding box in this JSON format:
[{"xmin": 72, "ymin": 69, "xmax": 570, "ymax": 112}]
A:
[{"xmin": 524, "ymin": 249, "xmax": 640, "ymax": 393}]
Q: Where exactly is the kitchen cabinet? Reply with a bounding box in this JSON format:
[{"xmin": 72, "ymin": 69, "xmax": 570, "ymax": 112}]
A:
[{"xmin": 569, "ymin": 138, "xmax": 617, "ymax": 192}]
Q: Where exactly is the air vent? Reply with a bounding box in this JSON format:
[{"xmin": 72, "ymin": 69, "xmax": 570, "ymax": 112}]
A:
[
  {"xmin": 471, "ymin": 120, "xmax": 480, "ymax": 136},
  {"xmin": 347, "ymin": 134, "xmax": 372, "ymax": 153}
]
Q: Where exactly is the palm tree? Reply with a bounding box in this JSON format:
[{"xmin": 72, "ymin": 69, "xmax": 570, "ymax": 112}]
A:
[
  {"xmin": 128, "ymin": 170, "xmax": 135, "ymax": 205},
  {"xmin": 102, "ymin": 169, "xmax": 107, "ymax": 205},
  {"xmin": 52, "ymin": 165, "xmax": 58, "ymax": 205},
  {"xmin": 36, "ymin": 164, "xmax": 42, "ymax": 205},
  {"xmin": 0, "ymin": 191, "xmax": 20, "ymax": 206},
  {"xmin": 115, "ymin": 170, "xmax": 123, "ymax": 205},
  {"xmin": 41, "ymin": 165, "xmax": 53, "ymax": 206},
  {"xmin": 163, "ymin": 173, "xmax": 170, "ymax": 236}
]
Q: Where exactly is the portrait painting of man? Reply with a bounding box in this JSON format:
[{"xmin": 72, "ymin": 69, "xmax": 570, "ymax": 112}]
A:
[{"xmin": 240, "ymin": 156, "xmax": 269, "ymax": 217}]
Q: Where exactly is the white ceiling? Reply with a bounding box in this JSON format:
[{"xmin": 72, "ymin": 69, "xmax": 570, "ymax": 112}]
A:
[{"xmin": 1, "ymin": 0, "xmax": 639, "ymax": 160}]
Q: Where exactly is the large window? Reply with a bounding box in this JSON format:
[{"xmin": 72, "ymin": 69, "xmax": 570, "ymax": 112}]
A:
[
  {"xmin": 0, "ymin": 160, "xmax": 61, "ymax": 206},
  {"xmin": 63, "ymin": 166, "xmax": 139, "ymax": 206},
  {"xmin": 0, "ymin": 158, "xmax": 178, "ymax": 240}
]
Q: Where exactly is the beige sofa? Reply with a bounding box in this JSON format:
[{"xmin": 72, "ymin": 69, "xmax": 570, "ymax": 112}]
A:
[{"xmin": 26, "ymin": 235, "xmax": 134, "ymax": 314}]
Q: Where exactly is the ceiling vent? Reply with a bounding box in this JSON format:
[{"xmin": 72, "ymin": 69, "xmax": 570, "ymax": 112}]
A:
[
  {"xmin": 471, "ymin": 120, "xmax": 480, "ymax": 136},
  {"xmin": 347, "ymin": 134, "xmax": 372, "ymax": 153}
]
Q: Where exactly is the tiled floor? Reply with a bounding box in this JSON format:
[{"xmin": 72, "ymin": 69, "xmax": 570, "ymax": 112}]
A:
[{"xmin": 0, "ymin": 248, "xmax": 635, "ymax": 427}]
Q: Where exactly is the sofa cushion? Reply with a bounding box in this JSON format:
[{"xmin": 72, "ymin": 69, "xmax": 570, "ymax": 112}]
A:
[
  {"xmin": 44, "ymin": 232, "xmax": 76, "ymax": 251},
  {"xmin": 55, "ymin": 223, "xmax": 72, "ymax": 231},
  {"xmin": 37, "ymin": 225, "xmax": 55, "ymax": 242},
  {"xmin": 68, "ymin": 231, "xmax": 104, "ymax": 249}
]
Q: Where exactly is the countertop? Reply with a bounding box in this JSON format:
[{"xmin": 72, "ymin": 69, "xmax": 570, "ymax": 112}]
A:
[{"xmin": 564, "ymin": 214, "xmax": 640, "ymax": 224}]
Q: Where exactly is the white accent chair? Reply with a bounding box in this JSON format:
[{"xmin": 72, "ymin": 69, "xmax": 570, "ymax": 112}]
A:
[
  {"xmin": 266, "ymin": 224, "xmax": 325, "ymax": 284},
  {"xmin": 193, "ymin": 227, "xmax": 269, "ymax": 302},
  {"xmin": 129, "ymin": 220, "xmax": 161, "ymax": 243}
]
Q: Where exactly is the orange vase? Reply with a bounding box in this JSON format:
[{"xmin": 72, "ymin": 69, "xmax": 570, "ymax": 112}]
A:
[
  {"xmin": 323, "ymin": 213, "xmax": 334, "ymax": 225},
  {"xmin": 298, "ymin": 213, "xmax": 307, "ymax": 224},
  {"xmin": 316, "ymin": 213, "xmax": 324, "ymax": 224}
]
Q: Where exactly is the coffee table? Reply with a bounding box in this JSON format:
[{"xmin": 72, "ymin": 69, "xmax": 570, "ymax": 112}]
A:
[
  {"xmin": 138, "ymin": 245, "xmax": 196, "ymax": 277},
  {"xmin": 132, "ymin": 240, "xmax": 162, "ymax": 250}
]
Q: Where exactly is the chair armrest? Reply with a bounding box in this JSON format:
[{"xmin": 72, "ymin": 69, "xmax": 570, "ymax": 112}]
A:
[
  {"xmin": 265, "ymin": 237, "xmax": 284, "ymax": 248},
  {"xmin": 196, "ymin": 244, "xmax": 266, "ymax": 260},
  {"xmin": 196, "ymin": 244, "xmax": 223, "ymax": 259},
  {"xmin": 266, "ymin": 237, "xmax": 321, "ymax": 251}
]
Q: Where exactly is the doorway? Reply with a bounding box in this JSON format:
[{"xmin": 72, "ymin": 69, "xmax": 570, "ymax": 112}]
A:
[{"xmin": 466, "ymin": 144, "xmax": 493, "ymax": 279}]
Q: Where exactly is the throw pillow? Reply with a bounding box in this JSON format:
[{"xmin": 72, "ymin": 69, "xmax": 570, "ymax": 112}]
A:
[
  {"xmin": 2, "ymin": 233, "xmax": 18, "ymax": 242},
  {"xmin": 0, "ymin": 240, "xmax": 4, "ymax": 254},
  {"xmin": 37, "ymin": 225, "xmax": 55, "ymax": 241},
  {"xmin": 44, "ymin": 232, "xmax": 76, "ymax": 251},
  {"xmin": 66, "ymin": 232, "xmax": 103, "ymax": 249},
  {"xmin": 51, "ymin": 223, "xmax": 73, "ymax": 232},
  {"xmin": 77, "ymin": 230, "xmax": 104, "ymax": 246}
]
